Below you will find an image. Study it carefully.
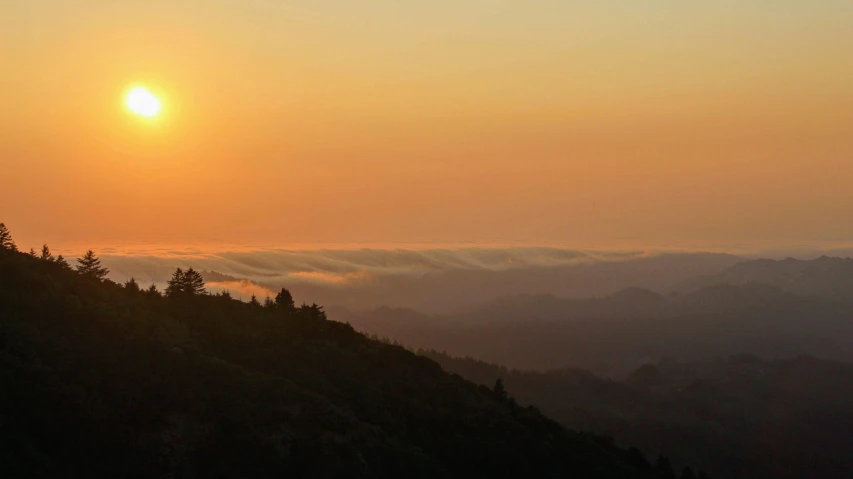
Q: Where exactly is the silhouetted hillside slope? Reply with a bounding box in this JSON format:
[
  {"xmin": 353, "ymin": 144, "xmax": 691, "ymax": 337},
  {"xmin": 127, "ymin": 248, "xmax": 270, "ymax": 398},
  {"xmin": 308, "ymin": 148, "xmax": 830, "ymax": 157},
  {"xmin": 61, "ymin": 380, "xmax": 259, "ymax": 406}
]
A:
[
  {"xmin": 422, "ymin": 351, "xmax": 853, "ymax": 479},
  {"xmin": 0, "ymin": 246, "xmax": 670, "ymax": 478},
  {"xmin": 679, "ymin": 256, "xmax": 853, "ymax": 300},
  {"xmin": 336, "ymin": 286, "xmax": 853, "ymax": 372}
]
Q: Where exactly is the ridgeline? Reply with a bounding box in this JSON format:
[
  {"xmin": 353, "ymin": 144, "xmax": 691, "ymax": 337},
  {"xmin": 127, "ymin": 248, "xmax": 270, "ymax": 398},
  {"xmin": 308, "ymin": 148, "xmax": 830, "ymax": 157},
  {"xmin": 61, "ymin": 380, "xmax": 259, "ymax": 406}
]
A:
[{"xmin": 0, "ymin": 229, "xmax": 683, "ymax": 478}]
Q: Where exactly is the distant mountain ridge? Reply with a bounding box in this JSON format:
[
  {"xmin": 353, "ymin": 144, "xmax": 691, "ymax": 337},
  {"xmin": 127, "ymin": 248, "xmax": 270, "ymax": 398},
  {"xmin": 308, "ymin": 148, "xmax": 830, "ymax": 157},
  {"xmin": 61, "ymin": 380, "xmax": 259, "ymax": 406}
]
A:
[
  {"xmin": 334, "ymin": 282, "xmax": 829, "ymax": 329},
  {"xmin": 101, "ymin": 250, "xmax": 745, "ymax": 314},
  {"xmin": 678, "ymin": 256, "xmax": 853, "ymax": 300},
  {"xmin": 333, "ymin": 283, "xmax": 853, "ymax": 373},
  {"xmin": 421, "ymin": 350, "xmax": 853, "ymax": 479}
]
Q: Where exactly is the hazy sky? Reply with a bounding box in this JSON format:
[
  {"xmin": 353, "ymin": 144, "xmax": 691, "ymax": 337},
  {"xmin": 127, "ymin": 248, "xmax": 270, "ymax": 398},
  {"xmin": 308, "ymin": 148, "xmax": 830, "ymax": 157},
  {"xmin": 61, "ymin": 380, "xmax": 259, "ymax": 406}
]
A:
[{"xmin": 2, "ymin": 1, "xmax": 852, "ymax": 248}]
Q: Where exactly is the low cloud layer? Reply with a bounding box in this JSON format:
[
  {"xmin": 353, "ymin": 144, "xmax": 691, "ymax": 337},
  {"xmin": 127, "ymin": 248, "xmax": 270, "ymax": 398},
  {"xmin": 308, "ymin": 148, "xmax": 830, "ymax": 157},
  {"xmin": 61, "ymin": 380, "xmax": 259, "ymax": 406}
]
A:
[
  {"xmin": 75, "ymin": 246, "xmax": 744, "ymax": 312},
  {"xmin": 206, "ymin": 280, "xmax": 278, "ymax": 300},
  {"xmin": 97, "ymin": 247, "xmax": 655, "ymax": 286},
  {"xmin": 69, "ymin": 244, "xmax": 853, "ymax": 313}
]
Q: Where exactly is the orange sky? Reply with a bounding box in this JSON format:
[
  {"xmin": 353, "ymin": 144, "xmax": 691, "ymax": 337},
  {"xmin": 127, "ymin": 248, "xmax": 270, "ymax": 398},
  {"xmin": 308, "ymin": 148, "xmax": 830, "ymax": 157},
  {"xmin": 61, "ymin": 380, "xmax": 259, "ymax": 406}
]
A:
[{"xmin": 2, "ymin": 1, "xmax": 852, "ymax": 249}]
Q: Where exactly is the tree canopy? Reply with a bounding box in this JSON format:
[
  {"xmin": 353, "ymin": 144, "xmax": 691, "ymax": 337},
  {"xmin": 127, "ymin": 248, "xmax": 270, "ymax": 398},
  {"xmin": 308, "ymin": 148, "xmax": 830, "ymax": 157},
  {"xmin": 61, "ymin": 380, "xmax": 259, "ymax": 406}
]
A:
[
  {"xmin": 0, "ymin": 241, "xmax": 674, "ymax": 478},
  {"xmin": 124, "ymin": 277, "xmax": 140, "ymax": 293},
  {"xmin": 76, "ymin": 250, "xmax": 109, "ymax": 280},
  {"xmin": 55, "ymin": 255, "xmax": 70, "ymax": 268},
  {"xmin": 275, "ymin": 287, "xmax": 296, "ymax": 312},
  {"xmin": 165, "ymin": 267, "xmax": 207, "ymax": 297},
  {"xmin": 0, "ymin": 223, "xmax": 16, "ymax": 251}
]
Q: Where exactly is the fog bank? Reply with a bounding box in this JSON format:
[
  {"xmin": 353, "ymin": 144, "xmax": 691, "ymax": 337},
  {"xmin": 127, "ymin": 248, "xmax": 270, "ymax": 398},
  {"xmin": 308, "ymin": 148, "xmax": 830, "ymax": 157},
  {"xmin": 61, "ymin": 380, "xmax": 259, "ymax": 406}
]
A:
[{"xmin": 88, "ymin": 246, "xmax": 746, "ymax": 313}]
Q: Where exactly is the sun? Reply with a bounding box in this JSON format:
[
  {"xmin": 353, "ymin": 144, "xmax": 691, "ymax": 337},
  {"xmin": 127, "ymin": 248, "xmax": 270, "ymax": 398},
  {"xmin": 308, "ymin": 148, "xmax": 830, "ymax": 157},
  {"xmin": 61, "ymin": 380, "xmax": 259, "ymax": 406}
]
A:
[{"xmin": 125, "ymin": 87, "xmax": 162, "ymax": 118}]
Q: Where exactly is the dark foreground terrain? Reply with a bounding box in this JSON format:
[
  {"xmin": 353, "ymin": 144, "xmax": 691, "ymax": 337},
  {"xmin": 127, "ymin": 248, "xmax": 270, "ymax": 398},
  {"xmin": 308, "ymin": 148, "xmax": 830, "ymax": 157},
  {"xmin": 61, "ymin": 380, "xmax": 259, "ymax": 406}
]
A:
[
  {"xmin": 423, "ymin": 350, "xmax": 853, "ymax": 479},
  {"xmin": 0, "ymin": 244, "xmax": 691, "ymax": 478}
]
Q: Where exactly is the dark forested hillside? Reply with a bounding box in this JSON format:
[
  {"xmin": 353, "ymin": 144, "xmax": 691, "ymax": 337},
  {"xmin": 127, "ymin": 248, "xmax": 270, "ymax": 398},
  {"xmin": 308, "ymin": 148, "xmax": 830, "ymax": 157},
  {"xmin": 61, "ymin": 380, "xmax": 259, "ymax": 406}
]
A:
[
  {"xmin": 421, "ymin": 350, "xmax": 853, "ymax": 479},
  {"xmin": 0, "ymin": 243, "xmax": 676, "ymax": 478},
  {"xmin": 336, "ymin": 285, "xmax": 853, "ymax": 373}
]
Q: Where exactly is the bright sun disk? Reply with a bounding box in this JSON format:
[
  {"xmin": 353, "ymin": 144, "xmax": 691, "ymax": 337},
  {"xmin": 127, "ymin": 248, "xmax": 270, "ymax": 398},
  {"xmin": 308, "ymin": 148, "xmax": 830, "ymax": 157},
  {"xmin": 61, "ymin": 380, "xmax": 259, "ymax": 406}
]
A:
[{"xmin": 126, "ymin": 87, "xmax": 162, "ymax": 118}]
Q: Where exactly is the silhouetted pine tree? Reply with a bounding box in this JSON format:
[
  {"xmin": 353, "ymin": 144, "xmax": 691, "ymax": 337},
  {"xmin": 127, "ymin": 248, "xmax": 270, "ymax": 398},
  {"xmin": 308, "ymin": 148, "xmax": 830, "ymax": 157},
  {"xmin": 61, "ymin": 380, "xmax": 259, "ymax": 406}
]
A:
[
  {"xmin": 300, "ymin": 303, "xmax": 326, "ymax": 320},
  {"xmin": 274, "ymin": 287, "xmax": 296, "ymax": 312},
  {"xmin": 55, "ymin": 255, "xmax": 70, "ymax": 269},
  {"xmin": 124, "ymin": 278, "xmax": 140, "ymax": 293},
  {"xmin": 263, "ymin": 296, "xmax": 274, "ymax": 309},
  {"xmin": 28, "ymin": 248, "xmax": 37, "ymax": 257},
  {"xmin": 249, "ymin": 294, "xmax": 261, "ymax": 307},
  {"xmin": 40, "ymin": 244, "xmax": 54, "ymax": 261},
  {"xmin": 146, "ymin": 283, "xmax": 161, "ymax": 297},
  {"xmin": 0, "ymin": 223, "xmax": 17, "ymax": 251},
  {"xmin": 76, "ymin": 250, "xmax": 109, "ymax": 280},
  {"xmin": 165, "ymin": 268, "xmax": 207, "ymax": 297},
  {"xmin": 165, "ymin": 268, "xmax": 185, "ymax": 297},
  {"xmin": 183, "ymin": 268, "xmax": 206, "ymax": 295}
]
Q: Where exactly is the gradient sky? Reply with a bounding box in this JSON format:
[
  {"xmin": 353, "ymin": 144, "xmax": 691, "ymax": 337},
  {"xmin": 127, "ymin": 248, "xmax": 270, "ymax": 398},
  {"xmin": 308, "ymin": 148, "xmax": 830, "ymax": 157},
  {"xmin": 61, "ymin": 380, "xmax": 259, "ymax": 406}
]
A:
[{"xmin": 2, "ymin": 1, "xmax": 852, "ymax": 249}]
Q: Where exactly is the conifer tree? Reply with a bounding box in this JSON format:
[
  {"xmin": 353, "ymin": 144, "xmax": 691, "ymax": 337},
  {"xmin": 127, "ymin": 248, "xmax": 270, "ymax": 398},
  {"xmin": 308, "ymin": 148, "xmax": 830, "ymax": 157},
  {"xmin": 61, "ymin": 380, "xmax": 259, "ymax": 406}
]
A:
[
  {"xmin": 0, "ymin": 223, "xmax": 16, "ymax": 251},
  {"xmin": 183, "ymin": 268, "xmax": 207, "ymax": 295},
  {"xmin": 28, "ymin": 248, "xmax": 37, "ymax": 257},
  {"xmin": 55, "ymin": 255, "xmax": 70, "ymax": 269},
  {"xmin": 165, "ymin": 268, "xmax": 207, "ymax": 297},
  {"xmin": 274, "ymin": 287, "xmax": 296, "ymax": 312},
  {"xmin": 76, "ymin": 250, "xmax": 109, "ymax": 280},
  {"xmin": 263, "ymin": 296, "xmax": 274, "ymax": 309},
  {"xmin": 297, "ymin": 302, "xmax": 326, "ymax": 320},
  {"xmin": 249, "ymin": 294, "xmax": 261, "ymax": 306},
  {"xmin": 165, "ymin": 268, "xmax": 185, "ymax": 297},
  {"xmin": 146, "ymin": 283, "xmax": 161, "ymax": 297},
  {"xmin": 124, "ymin": 277, "xmax": 141, "ymax": 293},
  {"xmin": 40, "ymin": 244, "xmax": 55, "ymax": 261}
]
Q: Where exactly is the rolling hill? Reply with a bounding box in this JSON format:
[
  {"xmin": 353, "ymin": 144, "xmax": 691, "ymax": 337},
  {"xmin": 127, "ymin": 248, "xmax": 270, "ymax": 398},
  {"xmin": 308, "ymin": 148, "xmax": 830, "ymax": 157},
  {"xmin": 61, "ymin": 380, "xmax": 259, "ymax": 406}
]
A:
[
  {"xmin": 335, "ymin": 284, "xmax": 853, "ymax": 373},
  {"xmin": 678, "ymin": 256, "xmax": 853, "ymax": 300},
  {"xmin": 422, "ymin": 350, "xmax": 853, "ymax": 479},
  {"xmin": 0, "ymin": 245, "xmax": 677, "ymax": 478}
]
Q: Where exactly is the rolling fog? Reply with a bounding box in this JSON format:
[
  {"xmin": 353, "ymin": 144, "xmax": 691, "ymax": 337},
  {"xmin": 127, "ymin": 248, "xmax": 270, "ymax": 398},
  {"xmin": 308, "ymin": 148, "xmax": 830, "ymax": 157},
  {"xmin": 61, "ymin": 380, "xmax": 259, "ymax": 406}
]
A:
[{"xmin": 87, "ymin": 246, "xmax": 746, "ymax": 313}]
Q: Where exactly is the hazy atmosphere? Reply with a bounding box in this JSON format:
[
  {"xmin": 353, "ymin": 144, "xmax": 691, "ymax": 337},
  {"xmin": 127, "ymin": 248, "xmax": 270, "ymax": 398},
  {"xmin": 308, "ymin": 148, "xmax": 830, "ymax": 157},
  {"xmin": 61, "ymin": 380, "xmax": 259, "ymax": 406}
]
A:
[
  {"xmin": 3, "ymin": 1, "xmax": 852, "ymax": 246},
  {"xmin": 40, "ymin": 244, "xmax": 853, "ymax": 309},
  {"xmin": 4, "ymin": 2, "xmax": 853, "ymax": 479}
]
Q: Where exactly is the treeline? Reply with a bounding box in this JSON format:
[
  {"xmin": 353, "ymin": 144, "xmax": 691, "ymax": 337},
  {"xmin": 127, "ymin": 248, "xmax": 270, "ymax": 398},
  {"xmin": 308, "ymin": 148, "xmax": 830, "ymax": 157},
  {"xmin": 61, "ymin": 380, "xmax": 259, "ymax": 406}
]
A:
[
  {"xmin": 1, "ymin": 224, "xmax": 106, "ymax": 278},
  {"xmin": 2, "ymin": 222, "xmax": 692, "ymax": 477},
  {"xmin": 0, "ymin": 222, "xmax": 315, "ymax": 311}
]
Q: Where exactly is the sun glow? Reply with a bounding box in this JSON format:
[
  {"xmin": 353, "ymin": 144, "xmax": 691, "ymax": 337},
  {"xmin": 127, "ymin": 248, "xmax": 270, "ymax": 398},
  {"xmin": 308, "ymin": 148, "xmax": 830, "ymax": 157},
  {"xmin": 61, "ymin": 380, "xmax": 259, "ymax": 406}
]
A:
[{"xmin": 125, "ymin": 87, "xmax": 162, "ymax": 118}]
